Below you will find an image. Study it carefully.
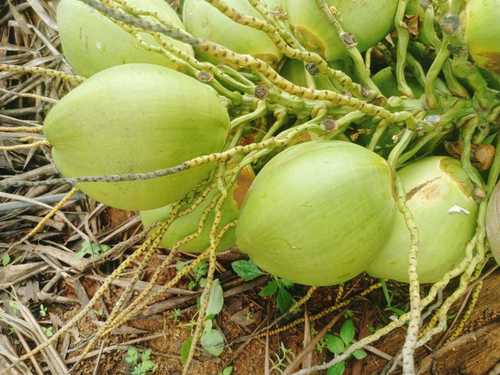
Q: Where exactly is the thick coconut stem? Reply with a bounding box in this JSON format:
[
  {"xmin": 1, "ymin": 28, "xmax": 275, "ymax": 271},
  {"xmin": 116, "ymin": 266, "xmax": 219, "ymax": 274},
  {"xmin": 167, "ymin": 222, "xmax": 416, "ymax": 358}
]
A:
[
  {"xmin": 326, "ymin": 111, "xmax": 365, "ymax": 139},
  {"xmin": 394, "ymin": 0, "xmax": 414, "ymax": 97},
  {"xmin": 420, "ymin": 3, "xmax": 441, "ymax": 47},
  {"xmin": 406, "ymin": 54, "xmax": 427, "ymax": 88},
  {"xmin": 425, "ymin": 37, "xmax": 451, "ymax": 108},
  {"xmin": 388, "ymin": 129, "xmax": 421, "ymax": 375},
  {"xmin": 230, "ymin": 101, "xmax": 267, "ymax": 130},
  {"xmin": 368, "ymin": 119, "xmax": 392, "ymax": 151},
  {"xmin": 461, "ymin": 117, "xmax": 485, "ymax": 189},
  {"xmin": 396, "ymin": 176, "xmax": 421, "ymax": 375},
  {"xmin": 398, "ymin": 100, "xmax": 472, "ymax": 164}
]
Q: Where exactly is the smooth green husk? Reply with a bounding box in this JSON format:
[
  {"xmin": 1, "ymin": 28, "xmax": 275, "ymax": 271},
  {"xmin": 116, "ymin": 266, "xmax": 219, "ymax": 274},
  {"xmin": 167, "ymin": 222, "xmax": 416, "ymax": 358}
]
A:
[
  {"xmin": 280, "ymin": 59, "xmax": 337, "ymax": 90},
  {"xmin": 465, "ymin": 0, "xmax": 500, "ymax": 74},
  {"xmin": 140, "ymin": 166, "xmax": 254, "ymax": 253},
  {"xmin": 44, "ymin": 64, "xmax": 229, "ymax": 211},
  {"xmin": 57, "ymin": 0, "xmax": 193, "ymax": 77},
  {"xmin": 182, "ymin": 0, "xmax": 282, "ymax": 65},
  {"xmin": 486, "ymin": 182, "xmax": 500, "ymax": 265},
  {"xmin": 285, "ymin": 0, "xmax": 398, "ymax": 61},
  {"xmin": 236, "ymin": 140, "xmax": 397, "ymax": 286},
  {"xmin": 367, "ymin": 157, "xmax": 478, "ymax": 283}
]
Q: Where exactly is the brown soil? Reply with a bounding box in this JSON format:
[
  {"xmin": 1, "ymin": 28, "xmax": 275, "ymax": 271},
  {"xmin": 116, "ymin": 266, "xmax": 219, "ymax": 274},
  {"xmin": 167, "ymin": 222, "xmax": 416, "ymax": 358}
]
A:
[{"xmin": 61, "ymin": 262, "xmax": 499, "ymax": 375}]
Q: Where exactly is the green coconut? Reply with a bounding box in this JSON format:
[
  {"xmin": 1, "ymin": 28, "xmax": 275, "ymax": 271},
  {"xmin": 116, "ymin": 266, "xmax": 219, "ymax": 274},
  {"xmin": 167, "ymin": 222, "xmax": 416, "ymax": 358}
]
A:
[
  {"xmin": 182, "ymin": 0, "xmax": 282, "ymax": 65},
  {"xmin": 44, "ymin": 64, "xmax": 229, "ymax": 211},
  {"xmin": 236, "ymin": 140, "xmax": 397, "ymax": 286},
  {"xmin": 280, "ymin": 59, "xmax": 337, "ymax": 90},
  {"xmin": 285, "ymin": 0, "xmax": 398, "ymax": 62},
  {"xmin": 57, "ymin": 0, "xmax": 193, "ymax": 77},
  {"xmin": 367, "ymin": 157, "xmax": 478, "ymax": 283},
  {"xmin": 486, "ymin": 182, "xmax": 500, "ymax": 265},
  {"xmin": 141, "ymin": 166, "xmax": 254, "ymax": 253},
  {"xmin": 465, "ymin": 0, "xmax": 500, "ymax": 74}
]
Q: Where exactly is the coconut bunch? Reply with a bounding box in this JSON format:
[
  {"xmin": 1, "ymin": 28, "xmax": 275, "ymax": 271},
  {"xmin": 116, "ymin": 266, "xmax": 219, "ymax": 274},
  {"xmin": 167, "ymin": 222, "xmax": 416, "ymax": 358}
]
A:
[{"xmin": 2, "ymin": 0, "xmax": 499, "ymax": 373}]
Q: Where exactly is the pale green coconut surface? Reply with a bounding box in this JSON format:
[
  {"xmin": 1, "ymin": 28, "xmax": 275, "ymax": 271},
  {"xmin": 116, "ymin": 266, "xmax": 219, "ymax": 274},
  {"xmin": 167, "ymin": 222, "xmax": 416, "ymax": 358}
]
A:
[
  {"xmin": 236, "ymin": 140, "xmax": 397, "ymax": 286},
  {"xmin": 141, "ymin": 190, "xmax": 239, "ymax": 253},
  {"xmin": 367, "ymin": 157, "xmax": 478, "ymax": 283},
  {"xmin": 57, "ymin": 0, "xmax": 193, "ymax": 77},
  {"xmin": 465, "ymin": 0, "xmax": 500, "ymax": 74},
  {"xmin": 44, "ymin": 64, "xmax": 229, "ymax": 211},
  {"xmin": 183, "ymin": 0, "xmax": 282, "ymax": 65},
  {"xmin": 285, "ymin": 0, "xmax": 398, "ymax": 61},
  {"xmin": 140, "ymin": 167, "xmax": 254, "ymax": 253},
  {"xmin": 486, "ymin": 182, "xmax": 500, "ymax": 265}
]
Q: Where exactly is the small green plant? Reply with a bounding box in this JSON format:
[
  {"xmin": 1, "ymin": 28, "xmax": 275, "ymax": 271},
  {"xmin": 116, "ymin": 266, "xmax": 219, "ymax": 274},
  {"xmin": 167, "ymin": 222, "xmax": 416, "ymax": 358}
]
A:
[
  {"xmin": 259, "ymin": 277, "xmax": 295, "ymax": 314},
  {"xmin": 170, "ymin": 308, "xmax": 182, "ymax": 322},
  {"xmin": 181, "ymin": 278, "xmax": 226, "ymax": 361},
  {"xmin": 2, "ymin": 254, "xmax": 11, "ymax": 267},
  {"xmin": 231, "ymin": 259, "xmax": 264, "ymax": 281},
  {"xmin": 231, "ymin": 260, "xmax": 295, "ymax": 314},
  {"xmin": 380, "ymin": 280, "xmax": 408, "ymax": 319},
  {"xmin": 177, "ymin": 260, "xmax": 208, "ymax": 290},
  {"xmin": 180, "ymin": 337, "xmax": 192, "ymax": 364},
  {"xmin": 318, "ymin": 318, "xmax": 367, "ymax": 375},
  {"xmin": 76, "ymin": 240, "xmax": 110, "ymax": 258},
  {"xmin": 41, "ymin": 326, "xmax": 54, "ymax": 337},
  {"xmin": 8, "ymin": 301, "xmax": 19, "ymax": 314},
  {"xmin": 219, "ymin": 366, "xmax": 233, "ymax": 375},
  {"xmin": 125, "ymin": 347, "xmax": 156, "ymax": 375},
  {"xmin": 39, "ymin": 304, "xmax": 48, "ymax": 318}
]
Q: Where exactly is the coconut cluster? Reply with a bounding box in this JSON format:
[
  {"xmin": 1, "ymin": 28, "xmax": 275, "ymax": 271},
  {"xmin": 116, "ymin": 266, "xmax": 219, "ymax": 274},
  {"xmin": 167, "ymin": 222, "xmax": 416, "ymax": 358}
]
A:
[{"xmin": 45, "ymin": 0, "xmax": 498, "ymax": 287}]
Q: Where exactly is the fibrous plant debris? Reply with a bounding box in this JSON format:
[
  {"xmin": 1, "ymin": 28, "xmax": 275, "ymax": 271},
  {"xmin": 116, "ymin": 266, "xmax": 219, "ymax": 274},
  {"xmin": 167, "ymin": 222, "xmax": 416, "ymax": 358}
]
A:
[{"xmin": 0, "ymin": 0, "xmax": 499, "ymax": 375}]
